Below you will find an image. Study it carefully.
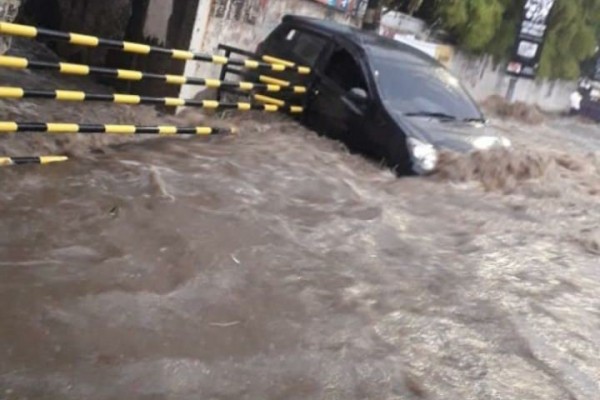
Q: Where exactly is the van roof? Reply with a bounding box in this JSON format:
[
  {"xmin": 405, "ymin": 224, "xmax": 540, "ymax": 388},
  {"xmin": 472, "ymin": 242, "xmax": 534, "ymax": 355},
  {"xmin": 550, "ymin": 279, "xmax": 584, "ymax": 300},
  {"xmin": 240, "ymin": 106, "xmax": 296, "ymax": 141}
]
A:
[{"xmin": 281, "ymin": 14, "xmax": 440, "ymax": 67}]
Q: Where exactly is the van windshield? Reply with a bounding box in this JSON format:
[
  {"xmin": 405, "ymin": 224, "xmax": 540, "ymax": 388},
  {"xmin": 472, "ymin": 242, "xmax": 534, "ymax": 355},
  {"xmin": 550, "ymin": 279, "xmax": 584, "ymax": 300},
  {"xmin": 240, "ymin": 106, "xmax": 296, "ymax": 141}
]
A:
[{"xmin": 368, "ymin": 46, "xmax": 483, "ymax": 121}]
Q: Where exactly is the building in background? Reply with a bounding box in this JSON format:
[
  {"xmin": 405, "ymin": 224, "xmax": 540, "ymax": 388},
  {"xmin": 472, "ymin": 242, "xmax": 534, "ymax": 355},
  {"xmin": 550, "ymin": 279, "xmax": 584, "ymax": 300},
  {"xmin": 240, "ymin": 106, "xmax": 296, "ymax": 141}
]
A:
[
  {"xmin": 179, "ymin": 0, "xmax": 361, "ymax": 100},
  {"xmin": 379, "ymin": 11, "xmax": 453, "ymax": 67},
  {"xmin": 0, "ymin": 0, "xmax": 20, "ymax": 54}
]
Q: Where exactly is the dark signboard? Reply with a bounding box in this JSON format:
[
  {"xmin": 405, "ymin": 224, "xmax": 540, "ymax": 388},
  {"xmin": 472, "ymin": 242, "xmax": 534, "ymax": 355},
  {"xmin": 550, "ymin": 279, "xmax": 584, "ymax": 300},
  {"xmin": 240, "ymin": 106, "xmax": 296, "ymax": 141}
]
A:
[{"xmin": 506, "ymin": 0, "xmax": 556, "ymax": 79}]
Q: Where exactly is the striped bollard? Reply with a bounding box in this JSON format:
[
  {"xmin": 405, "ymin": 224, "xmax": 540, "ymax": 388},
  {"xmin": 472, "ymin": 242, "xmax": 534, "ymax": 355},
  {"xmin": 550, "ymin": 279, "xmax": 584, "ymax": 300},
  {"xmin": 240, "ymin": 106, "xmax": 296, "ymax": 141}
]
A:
[
  {"xmin": 0, "ymin": 122, "xmax": 236, "ymax": 135},
  {"xmin": 0, "ymin": 22, "xmax": 311, "ymax": 74},
  {"xmin": 0, "ymin": 156, "xmax": 68, "ymax": 166}
]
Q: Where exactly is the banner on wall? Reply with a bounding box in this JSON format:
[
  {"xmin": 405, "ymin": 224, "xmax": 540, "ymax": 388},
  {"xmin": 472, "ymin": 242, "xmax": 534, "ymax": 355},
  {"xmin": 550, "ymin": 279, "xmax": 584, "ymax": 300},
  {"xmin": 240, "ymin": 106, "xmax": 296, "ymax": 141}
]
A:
[{"xmin": 506, "ymin": 0, "xmax": 556, "ymax": 79}]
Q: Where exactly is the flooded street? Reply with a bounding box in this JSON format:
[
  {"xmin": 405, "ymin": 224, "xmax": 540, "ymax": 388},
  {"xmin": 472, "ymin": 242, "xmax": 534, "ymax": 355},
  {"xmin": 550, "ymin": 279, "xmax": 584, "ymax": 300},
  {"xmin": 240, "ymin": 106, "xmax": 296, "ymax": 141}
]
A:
[{"xmin": 2, "ymin": 46, "xmax": 600, "ymax": 399}]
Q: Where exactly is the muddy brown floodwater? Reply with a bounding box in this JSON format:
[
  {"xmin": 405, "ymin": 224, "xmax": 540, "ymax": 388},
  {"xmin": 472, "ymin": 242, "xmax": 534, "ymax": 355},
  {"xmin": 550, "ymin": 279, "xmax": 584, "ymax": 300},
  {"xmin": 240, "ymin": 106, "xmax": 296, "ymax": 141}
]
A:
[{"xmin": 1, "ymin": 41, "xmax": 600, "ymax": 400}]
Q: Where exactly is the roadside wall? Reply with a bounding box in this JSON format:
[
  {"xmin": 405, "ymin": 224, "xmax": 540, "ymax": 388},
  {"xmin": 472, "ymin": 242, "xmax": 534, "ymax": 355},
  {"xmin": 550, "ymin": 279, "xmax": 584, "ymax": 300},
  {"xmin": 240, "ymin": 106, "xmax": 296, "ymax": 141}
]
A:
[
  {"xmin": 449, "ymin": 52, "xmax": 575, "ymax": 112},
  {"xmin": 0, "ymin": 0, "xmax": 20, "ymax": 54},
  {"xmin": 111, "ymin": 0, "xmax": 200, "ymax": 100},
  {"xmin": 181, "ymin": 0, "xmax": 360, "ymax": 100},
  {"xmin": 143, "ymin": 0, "xmax": 174, "ymax": 42}
]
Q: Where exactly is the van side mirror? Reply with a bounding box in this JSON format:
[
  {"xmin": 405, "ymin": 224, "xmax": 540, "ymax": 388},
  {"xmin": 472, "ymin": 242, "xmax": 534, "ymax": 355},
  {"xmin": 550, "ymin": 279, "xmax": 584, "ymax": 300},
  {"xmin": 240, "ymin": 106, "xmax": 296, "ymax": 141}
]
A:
[{"xmin": 349, "ymin": 87, "xmax": 368, "ymax": 103}]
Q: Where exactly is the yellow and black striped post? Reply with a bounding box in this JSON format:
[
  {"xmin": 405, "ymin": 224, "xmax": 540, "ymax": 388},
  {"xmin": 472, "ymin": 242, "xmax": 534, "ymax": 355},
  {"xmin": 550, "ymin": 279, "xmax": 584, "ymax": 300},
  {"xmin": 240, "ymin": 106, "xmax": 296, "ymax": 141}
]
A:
[
  {"xmin": 0, "ymin": 122, "xmax": 236, "ymax": 135},
  {"xmin": 253, "ymin": 93, "xmax": 304, "ymax": 113},
  {"xmin": 0, "ymin": 56, "xmax": 308, "ymax": 94},
  {"xmin": 0, "ymin": 155, "xmax": 68, "ymax": 166},
  {"xmin": 258, "ymin": 74, "xmax": 295, "ymax": 88},
  {"xmin": 254, "ymin": 94, "xmax": 287, "ymax": 108},
  {"xmin": 262, "ymin": 55, "xmax": 297, "ymax": 68},
  {"xmin": 0, "ymin": 87, "xmax": 304, "ymax": 114},
  {"xmin": 0, "ymin": 22, "xmax": 311, "ymax": 75}
]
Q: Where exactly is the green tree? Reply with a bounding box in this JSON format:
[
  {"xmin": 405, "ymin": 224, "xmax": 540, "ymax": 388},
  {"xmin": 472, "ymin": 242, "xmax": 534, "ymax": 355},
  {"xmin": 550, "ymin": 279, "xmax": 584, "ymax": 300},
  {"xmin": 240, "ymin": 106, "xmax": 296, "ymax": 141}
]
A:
[
  {"xmin": 434, "ymin": 0, "xmax": 505, "ymax": 53},
  {"xmin": 377, "ymin": 0, "xmax": 600, "ymax": 79},
  {"xmin": 538, "ymin": 0, "xmax": 599, "ymax": 79},
  {"xmin": 429, "ymin": 0, "xmax": 600, "ymax": 80}
]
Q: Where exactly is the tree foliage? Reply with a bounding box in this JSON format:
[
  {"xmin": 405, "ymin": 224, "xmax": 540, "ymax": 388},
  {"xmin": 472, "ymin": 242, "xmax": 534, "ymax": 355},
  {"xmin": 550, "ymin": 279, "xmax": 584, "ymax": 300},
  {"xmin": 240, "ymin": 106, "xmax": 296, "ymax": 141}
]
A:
[
  {"xmin": 384, "ymin": 0, "xmax": 600, "ymax": 80},
  {"xmin": 538, "ymin": 0, "xmax": 599, "ymax": 79},
  {"xmin": 436, "ymin": 0, "xmax": 505, "ymax": 52}
]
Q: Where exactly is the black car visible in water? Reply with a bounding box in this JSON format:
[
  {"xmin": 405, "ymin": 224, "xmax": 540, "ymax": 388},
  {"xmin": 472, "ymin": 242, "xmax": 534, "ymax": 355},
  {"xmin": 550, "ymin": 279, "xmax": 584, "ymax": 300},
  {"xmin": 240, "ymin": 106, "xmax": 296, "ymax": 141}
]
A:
[{"xmin": 255, "ymin": 15, "xmax": 511, "ymax": 175}]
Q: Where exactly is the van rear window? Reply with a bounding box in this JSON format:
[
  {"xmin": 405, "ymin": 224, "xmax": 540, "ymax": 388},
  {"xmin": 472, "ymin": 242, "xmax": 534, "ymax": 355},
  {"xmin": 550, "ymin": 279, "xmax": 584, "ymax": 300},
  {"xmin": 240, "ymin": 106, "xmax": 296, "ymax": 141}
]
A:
[{"xmin": 285, "ymin": 29, "xmax": 327, "ymax": 66}]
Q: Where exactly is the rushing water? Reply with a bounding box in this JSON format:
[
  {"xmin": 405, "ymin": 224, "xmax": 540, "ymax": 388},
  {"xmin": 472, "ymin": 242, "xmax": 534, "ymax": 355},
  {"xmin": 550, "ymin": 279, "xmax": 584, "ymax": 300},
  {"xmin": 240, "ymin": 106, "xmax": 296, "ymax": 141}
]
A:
[
  {"xmin": 1, "ymin": 113, "xmax": 600, "ymax": 399},
  {"xmin": 1, "ymin": 42, "xmax": 600, "ymax": 399}
]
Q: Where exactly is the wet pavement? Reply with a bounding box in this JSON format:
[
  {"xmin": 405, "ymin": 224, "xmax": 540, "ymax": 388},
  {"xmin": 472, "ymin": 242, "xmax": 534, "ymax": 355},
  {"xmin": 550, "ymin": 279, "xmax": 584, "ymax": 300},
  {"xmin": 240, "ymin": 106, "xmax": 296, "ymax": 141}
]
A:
[{"xmin": 1, "ymin": 42, "xmax": 600, "ymax": 400}]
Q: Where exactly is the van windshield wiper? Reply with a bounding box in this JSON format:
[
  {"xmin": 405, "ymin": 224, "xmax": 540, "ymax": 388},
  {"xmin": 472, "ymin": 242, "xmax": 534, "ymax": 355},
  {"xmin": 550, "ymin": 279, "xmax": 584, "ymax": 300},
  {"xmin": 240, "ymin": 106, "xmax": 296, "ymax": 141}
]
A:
[
  {"xmin": 404, "ymin": 111, "xmax": 458, "ymax": 121},
  {"xmin": 463, "ymin": 117, "xmax": 486, "ymax": 123}
]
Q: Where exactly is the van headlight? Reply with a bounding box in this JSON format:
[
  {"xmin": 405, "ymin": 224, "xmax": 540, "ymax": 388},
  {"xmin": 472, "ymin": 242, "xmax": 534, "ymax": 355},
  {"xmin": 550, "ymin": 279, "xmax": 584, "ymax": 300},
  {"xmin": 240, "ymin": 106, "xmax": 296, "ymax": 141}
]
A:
[
  {"xmin": 472, "ymin": 136, "xmax": 498, "ymax": 150},
  {"xmin": 472, "ymin": 136, "xmax": 512, "ymax": 150},
  {"xmin": 407, "ymin": 137, "xmax": 438, "ymax": 174}
]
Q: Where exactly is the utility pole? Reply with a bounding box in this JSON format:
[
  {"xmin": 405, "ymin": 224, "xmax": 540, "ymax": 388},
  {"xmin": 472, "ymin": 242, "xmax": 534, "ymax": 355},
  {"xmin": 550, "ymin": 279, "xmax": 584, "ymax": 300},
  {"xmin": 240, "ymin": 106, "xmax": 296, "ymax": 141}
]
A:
[
  {"xmin": 362, "ymin": 0, "xmax": 382, "ymax": 31},
  {"xmin": 505, "ymin": 76, "xmax": 518, "ymax": 103}
]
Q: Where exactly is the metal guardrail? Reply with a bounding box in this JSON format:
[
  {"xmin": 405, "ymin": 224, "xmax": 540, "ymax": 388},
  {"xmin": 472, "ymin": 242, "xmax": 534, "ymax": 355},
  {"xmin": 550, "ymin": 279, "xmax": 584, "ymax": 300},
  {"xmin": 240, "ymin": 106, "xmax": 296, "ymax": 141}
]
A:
[
  {"xmin": 0, "ymin": 56, "xmax": 307, "ymax": 94},
  {"xmin": 0, "ymin": 87, "xmax": 303, "ymax": 113},
  {"xmin": 0, "ymin": 156, "xmax": 68, "ymax": 167},
  {"xmin": 0, "ymin": 122, "xmax": 236, "ymax": 135},
  {"xmin": 215, "ymin": 44, "xmax": 308, "ymax": 111},
  {"xmin": 0, "ymin": 22, "xmax": 311, "ymax": 74},
  {"xmin": 0, "ymin": 24, "xmax": 310, "ymax": 166}
]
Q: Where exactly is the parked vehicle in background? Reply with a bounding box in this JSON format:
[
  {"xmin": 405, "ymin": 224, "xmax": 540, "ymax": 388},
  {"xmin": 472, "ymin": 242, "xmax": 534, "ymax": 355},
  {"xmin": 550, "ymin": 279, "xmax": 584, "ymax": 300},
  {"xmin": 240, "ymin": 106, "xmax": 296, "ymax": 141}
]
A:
[
  {"xmin": 575, "ymin": 79, "xmax": 600, "ymax": 122},
  {"xmin": 255, "ymin": 15, "xmax": 511, "ymax": 175}
]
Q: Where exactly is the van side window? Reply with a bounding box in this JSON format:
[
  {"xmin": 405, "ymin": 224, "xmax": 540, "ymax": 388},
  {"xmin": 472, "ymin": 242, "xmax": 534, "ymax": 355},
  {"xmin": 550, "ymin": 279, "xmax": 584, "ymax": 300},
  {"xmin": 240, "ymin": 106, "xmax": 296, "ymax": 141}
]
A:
[
  {"xmin": 285, "ymin": 29, "xmax": 327, "ymax": 66},
  {"xmin": 324, "ymin": 49, "xmax": 367, "ymax": 92}
]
